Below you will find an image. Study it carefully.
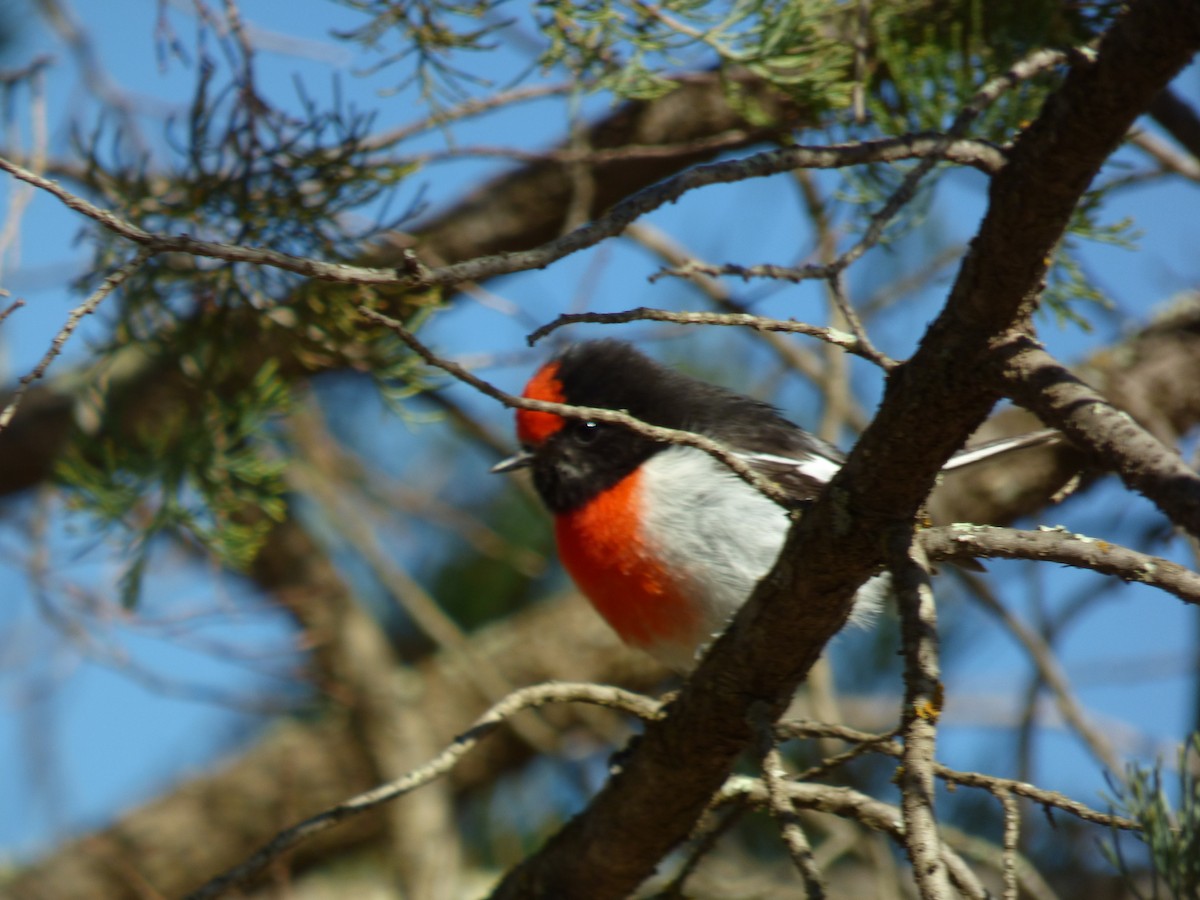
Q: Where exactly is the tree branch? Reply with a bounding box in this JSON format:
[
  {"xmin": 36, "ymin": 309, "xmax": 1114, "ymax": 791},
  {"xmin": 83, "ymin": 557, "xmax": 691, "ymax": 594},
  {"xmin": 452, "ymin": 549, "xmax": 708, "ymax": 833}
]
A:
[
  {"xmin": 775, "ymin": 719, "xmax": 1140, "ymax": 831},
  {"xmin": 893, "ymin": 544, "xmax": 954, "ymax": 898},
  {"xmin": 922, "ymin": 524, "xmax": 1200, "ymax": 606},
  {"xmin": 997, "ymin": 334, "xmax": 1200, "ymax": 537},
  {"xmin": 184, "ymin": 683, "xmax": 661, "ymax": 900},
  {"xmin": 526, "ymin": 306, "xmax": 890, "ymax": 367},
  {"xmin": 3, "ymin": 133, "xmax": 995, "ymax": 292},
  {"xmin": 717, "ymin": 777, "xmax": 989, "ymax": 899},
  {"xmin": 0, "ymin": 72, "xmax": 804, "ymax": 498},
  {"xmin": 0, "ymin": 248, "xmax": 153, "ymax": 432},
  {"xmin": 1, "ymin": 597, "xmax": 665, "ymax": 900},
  {"xmin": 1148, "ymin": 87, "xmax": 1200, "ymax": 163}
]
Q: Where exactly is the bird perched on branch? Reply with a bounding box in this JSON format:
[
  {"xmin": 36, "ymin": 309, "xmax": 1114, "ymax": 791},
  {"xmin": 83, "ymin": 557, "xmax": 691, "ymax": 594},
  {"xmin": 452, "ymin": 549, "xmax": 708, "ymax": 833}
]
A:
[{"xmin": 494, "ymin": 339, "xmax": 1056, "ymax": 673}]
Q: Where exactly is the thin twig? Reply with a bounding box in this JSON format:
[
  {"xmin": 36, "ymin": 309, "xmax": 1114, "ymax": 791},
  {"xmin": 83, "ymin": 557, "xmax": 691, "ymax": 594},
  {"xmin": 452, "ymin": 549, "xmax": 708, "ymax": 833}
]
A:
[
  {"xmin": 893, "ymin": 541, "xmax": 955, "ymax": 898},
  {"xmin": 717, "ymin": 777, "xmax": 989, "ymax": 900},
  {"xmin": 184, "ymin": 682, "xmax": 661, "ymax": 900},
  {"xmin": 650, "ymin": 48, "xmax": 1067, "ymax": 290},
  {"xmin": 776, "ymin": 717, "xmax": 1139, "ymax": 830},
  {"xmin": 958, "ymin": 569, "xmax": 1123, "ymax": 776},
  {"xmin": 825, "ymin": 272, "xmax": 895, "ymax": 370},
  {"xmin": 0, "ymin": 248, "xmax": 155, "ymax": 433},
  {"xmin": 0, "ymin": 133, "xmax": 999, "ymax": 295},
  {"xmin": 364, "ymin": 81, "xmax": 578, "ymax": 150},
  {"xmin": 527, "ymin": 306, "xmax": 888, "ymax": 367},
  {"xmin": 997, "ymin": 788, "xmax": 1020, "ymax": 900},
  {"xmin": 792, "ymin": 169, "xmax": 860, "ymax": 443},
  {"xmin": 400, "ymin": 135, "xmax": 1003, "ymax": 288},
  {"xmin": 622, "ymin": 221, "xmax": 827, "ymax": 385},
  {"xmin": 0, "ymin": 297, "xmax": 24, "ymax": 325},
  {"xmin": 759, "ymin": 726, "xmax": 826, "ymax": 898},
  {"xmin": 789, "ymin": 726, "xmax": 902, "ymax": 783},
  {"xmin": 0, "ymin": 154, "xmax": 403, "ymax": 284},
  {"xmin": 0, "ymin": 54, "xmax": 54, "ymax": 85},
  {"xmin": 396, "ymin": 129, "xmax": 979, "ymax": 168},
  {"xmin": 0, "ymin": 60, "xmax": 49, "ymax": 282},
  {"xmin": 0, "ymin": 50, "xmax": 1070, "ymax": 311}
]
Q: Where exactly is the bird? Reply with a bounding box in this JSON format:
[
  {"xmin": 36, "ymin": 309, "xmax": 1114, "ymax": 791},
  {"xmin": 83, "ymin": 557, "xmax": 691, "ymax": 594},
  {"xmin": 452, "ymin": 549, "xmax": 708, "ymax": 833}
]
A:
[{"xmin": 493, "ymin": 339, "xmax": 1057, "ymax": 673}]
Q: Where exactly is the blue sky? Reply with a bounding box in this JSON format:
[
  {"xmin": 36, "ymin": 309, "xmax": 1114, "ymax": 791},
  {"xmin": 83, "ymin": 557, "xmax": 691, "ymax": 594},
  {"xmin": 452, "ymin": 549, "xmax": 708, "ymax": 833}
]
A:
[{"xmin": 0, "ymin": 0, "xmax": 1198, "ymax": 868}]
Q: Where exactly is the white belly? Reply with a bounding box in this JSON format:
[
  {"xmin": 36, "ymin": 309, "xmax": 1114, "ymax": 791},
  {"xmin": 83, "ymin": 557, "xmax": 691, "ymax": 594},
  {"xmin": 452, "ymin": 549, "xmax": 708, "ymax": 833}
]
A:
[{"xmin": 638, "ymin": 446, "xmax": 886, "ymax": 671}]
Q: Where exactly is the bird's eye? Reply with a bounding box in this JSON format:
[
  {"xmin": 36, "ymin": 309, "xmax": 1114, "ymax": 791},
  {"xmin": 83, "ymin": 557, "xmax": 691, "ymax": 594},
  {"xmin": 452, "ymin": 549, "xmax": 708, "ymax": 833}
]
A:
[{"xmin": 574, "ymin": 421, "xmax": 601, "ymax": 443}]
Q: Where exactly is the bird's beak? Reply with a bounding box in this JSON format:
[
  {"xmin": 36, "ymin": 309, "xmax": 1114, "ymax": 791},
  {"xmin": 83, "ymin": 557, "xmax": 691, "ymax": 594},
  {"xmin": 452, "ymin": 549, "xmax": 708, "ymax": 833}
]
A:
[{"xmin": 491, "ymin": 450, "xmax": 534, "ymax": 474}]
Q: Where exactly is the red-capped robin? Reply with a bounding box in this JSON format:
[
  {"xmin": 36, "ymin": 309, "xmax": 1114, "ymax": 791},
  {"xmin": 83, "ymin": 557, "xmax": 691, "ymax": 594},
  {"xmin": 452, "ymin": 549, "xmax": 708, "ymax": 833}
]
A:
[{"xmin": 493, "ymin": 339, "xmax": 1056, "ymax": 673}]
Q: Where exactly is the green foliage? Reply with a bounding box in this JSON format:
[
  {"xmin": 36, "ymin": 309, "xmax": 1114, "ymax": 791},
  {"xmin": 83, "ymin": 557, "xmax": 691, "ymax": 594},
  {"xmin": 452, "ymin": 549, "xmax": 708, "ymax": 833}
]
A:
[
  {"xmin": 1040, "ymin": 245, "xmax": 1110, "ymax": 331},
  {"xmin": 866, "ymin": 0, "xmax": 1099, "ymax": 140},
  {"xmin": 333, "ymin": 0, "xmax": 503, "ymax": 103},
  {"xmin": 58, "ymin": 359, "xmax": 291, "ymax": 605},
  {"xmin": 1103, "ymin": 735, "xmax": 1200, "ymax": 900},
  {"xmin": 80, "ymin": 74, "xmax": 415, "ymax": 324},
  {"xmin": 537, "ymin": 0, "xmax": 854, "ymax": 108},
  {"xmin": 338, "ymin": 0, "xmax": 858, "ymax": 109},
  {"xmin": 55, "ymin": 24, "xmax": 440, "ymax": 599}
]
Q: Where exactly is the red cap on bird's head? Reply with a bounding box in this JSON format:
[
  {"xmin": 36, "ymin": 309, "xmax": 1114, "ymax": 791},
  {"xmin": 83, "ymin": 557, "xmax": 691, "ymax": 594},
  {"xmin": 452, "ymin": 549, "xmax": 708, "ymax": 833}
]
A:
[{"xmin": 515, "ymin": 361, "xmax": 567, "ymax": 448}]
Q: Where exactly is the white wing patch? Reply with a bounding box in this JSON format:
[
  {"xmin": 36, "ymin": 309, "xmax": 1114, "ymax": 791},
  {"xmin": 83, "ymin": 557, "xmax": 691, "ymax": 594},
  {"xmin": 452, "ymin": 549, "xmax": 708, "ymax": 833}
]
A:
[{"xmin": 737, "ymin": 450, "xmax": 842, "ymax": 485}]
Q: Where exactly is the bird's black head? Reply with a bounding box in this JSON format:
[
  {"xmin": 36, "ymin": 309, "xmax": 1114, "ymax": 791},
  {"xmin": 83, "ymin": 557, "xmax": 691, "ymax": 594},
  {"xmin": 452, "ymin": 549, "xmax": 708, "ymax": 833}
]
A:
[{"xmin": 508, "ymin": 339, "xmax": 794, "ymax": 513}]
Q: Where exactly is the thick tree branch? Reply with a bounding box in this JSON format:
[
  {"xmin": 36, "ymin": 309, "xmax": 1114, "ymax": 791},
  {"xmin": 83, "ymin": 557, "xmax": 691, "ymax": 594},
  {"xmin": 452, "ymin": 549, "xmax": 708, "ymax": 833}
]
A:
[
  {"xmin": 1149, "ymin": 87, "xmax": 1200, "ymax": 163},
  {"xmin": 998, "ymin": 334, "xmax": 1200, "ymax": 536}
]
